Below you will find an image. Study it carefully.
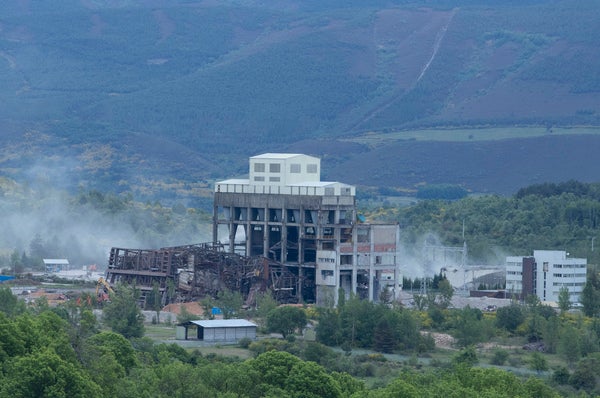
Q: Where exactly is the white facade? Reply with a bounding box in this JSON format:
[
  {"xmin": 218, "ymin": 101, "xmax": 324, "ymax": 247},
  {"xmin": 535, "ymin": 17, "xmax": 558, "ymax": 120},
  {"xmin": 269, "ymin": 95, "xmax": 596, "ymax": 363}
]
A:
[
  {"xmin": 533, "ymin": 250, "xmax": 586, "ymax": 303},
  {"xmin": 249, "ymin": 153, "xmax": 320, "ymax": 186},
  {"xmin": 505, "ymin": 256, "xmax": 524, "ymax": 296},
  {"xmin": 505, "ymin": 250, "xmax": 587, "ymax": 303},
  {"xmin": 216, "ymin": 153, "xmax": 355, "ymax": 196}
]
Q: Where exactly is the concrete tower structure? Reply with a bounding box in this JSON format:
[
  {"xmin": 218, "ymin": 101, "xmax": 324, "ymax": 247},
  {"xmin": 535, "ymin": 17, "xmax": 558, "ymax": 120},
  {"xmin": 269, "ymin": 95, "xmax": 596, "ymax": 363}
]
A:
[{"xmin": 213, "ymin": 153, "xmax": 401, "ymax": 305}]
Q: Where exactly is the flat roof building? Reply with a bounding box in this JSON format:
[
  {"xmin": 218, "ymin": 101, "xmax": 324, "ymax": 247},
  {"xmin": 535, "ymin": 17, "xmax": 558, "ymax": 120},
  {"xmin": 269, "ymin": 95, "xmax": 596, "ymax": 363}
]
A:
[
  {"xmin": 43, "ymin": 259, "xmax": 69, "ymax": 273},
  {"xmin": 176, "ymin": 319, "xmax": 257, "ymax": 342},
  {"xmin": 506, "ymin": 250, "xmax": 587, "ymax": 303},
  {"xmin": 213, "ymin": 153, "xmax": 401, "ymax": 305}
]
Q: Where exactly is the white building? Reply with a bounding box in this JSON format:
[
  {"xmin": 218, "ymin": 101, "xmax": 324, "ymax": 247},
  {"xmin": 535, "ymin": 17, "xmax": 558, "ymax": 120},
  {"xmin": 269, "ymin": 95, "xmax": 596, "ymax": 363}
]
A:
[
  {"xmin": 505, "ymin": 250, "xmax": 587, "ymax": 303},
  {"xmin": 176, "ymin": 319, "xmax": 257, "ymax": 342}
]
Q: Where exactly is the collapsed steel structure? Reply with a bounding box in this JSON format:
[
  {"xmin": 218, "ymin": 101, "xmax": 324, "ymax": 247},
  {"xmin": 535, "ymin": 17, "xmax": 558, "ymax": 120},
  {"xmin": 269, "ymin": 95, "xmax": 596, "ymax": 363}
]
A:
[{"xmin": 105, "ymin": 242, "xmax": 299, "ymax": 306}]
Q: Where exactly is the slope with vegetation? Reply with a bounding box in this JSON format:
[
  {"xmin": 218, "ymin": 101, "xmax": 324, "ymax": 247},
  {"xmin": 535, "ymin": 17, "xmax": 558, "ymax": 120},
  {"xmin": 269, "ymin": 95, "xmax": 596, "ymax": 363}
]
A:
[
  {"xmin": 365, "ymin": 180, "xmax": 600, "ymax": 265},
  {"xmin": 0, "ymin": 1, "xmax": 599, "ymax": 200}
]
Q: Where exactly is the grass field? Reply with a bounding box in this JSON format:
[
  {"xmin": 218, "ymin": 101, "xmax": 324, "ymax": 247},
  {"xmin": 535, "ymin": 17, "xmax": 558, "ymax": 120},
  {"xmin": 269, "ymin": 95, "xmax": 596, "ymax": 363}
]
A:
[{"xmin": 345, "ymin": 126, "xmax": 600, "ymax": 147}]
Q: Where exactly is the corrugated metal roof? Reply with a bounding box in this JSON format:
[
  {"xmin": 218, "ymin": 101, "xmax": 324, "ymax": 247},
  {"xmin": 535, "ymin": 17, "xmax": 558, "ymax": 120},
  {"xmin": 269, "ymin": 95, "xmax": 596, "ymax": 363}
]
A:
[
  {"xmin": 43, "ymin": 259, "xmax": 70, "ymax": 265},
  {"xmin": 189, "ymin": 319, "xmax": 257, "ymax": 328}
]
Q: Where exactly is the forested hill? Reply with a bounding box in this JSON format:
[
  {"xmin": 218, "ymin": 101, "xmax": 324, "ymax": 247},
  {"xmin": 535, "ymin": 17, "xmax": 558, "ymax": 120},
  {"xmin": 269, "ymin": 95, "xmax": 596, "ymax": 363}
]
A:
[
  {"xmin": 1, "ymin": 1, "xmax": 599, "ymax": 201},
  {"xmin": 366, "ymin": 181, "xmax": 600, "ymax": 266}
]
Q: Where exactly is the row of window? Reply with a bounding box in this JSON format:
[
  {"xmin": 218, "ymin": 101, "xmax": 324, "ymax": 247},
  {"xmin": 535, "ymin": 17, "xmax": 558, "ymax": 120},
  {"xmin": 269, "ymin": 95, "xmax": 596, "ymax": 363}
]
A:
[
  {"xmin": 552, "ymin": 282, "xmax": 585, "ymax": 287},
  {"xmin": 254, "ymin": 176, "xmax": 280, "ymax": 182},
  {"xmin": 254, "ymin": 162, "xmax": 318, "ymax": 174},
  {"xmin": 552, "ymin": 273, "xmax": 586, "ymax": 278},
  {"xmin": 554, "ymin": 263, "xmax": 586, "ymax": 268},
  {"xmin": 507, "ymin": 271, "xmax": 522, "ymax": 275}
]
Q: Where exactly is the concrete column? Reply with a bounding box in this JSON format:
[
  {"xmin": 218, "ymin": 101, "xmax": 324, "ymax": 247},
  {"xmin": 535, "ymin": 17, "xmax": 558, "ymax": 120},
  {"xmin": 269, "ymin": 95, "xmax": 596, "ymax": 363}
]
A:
[
  {"xmin": 369, "ymin": 226, "xmax": 375, "ymax": 301},
  {"xmin": 263, "ymin": 205, "xmax": 268, "ymax": 258},
  {"xmin": 394, "ymin": 224, "xmax": 401, "ymax": 301},
  {"xmin": 212, "ymin": 203, "xmax": 219, "ymax": 246},
  {"xmin": 281, "ymin": 205, "xmax": 287, "ymax": 263},
  {"xmin": 352, "ymin": 226, "xmax": 357, "ymax": 295}
]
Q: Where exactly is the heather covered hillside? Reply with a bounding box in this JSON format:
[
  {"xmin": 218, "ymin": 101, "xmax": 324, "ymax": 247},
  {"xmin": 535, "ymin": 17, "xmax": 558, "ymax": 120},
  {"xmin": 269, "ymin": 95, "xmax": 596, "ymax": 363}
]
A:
[{"xmin": 0, "ymin": 0, "xmax": 599, "ymax": 201}]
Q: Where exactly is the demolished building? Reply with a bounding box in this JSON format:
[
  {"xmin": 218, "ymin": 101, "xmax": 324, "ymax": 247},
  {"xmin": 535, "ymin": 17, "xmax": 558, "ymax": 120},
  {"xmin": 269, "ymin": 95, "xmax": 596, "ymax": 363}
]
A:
[
  {"xmin": 105, "ymin": 243, "xmax": 298, "ymax": 306},
  {"xmin": 105, "ymin": 153, "xmax": 402, "ymax": 306},
  {"xmin": 213, "ymin": 153, "xmax": 402, "ymax": 305}
]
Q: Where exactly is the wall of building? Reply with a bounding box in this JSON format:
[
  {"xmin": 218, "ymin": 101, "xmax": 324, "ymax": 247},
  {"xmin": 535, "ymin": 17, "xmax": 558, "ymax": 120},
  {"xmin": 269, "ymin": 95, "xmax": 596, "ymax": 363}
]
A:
[{"xmin": 505, "ymin": 251, "xmax": 586, "ymax": 303}]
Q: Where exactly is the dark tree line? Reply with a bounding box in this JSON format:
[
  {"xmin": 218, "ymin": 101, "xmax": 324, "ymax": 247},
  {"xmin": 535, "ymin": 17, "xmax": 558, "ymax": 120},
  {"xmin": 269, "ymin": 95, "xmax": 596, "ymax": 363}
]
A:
[{"xmin": 369, "ymin": 181, "xmax": 600, "ymax": 264}]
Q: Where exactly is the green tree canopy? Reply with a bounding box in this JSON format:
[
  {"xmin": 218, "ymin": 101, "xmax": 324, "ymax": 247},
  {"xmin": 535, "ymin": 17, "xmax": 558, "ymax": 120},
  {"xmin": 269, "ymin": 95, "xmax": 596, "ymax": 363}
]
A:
[
  {"xmin": 0, "ymin": 348, "xmax": 102, "ymax": 398},
  {"xmin": 266, "ymin": 306, "xmax": 307, "ymax": 338},
  {"xmin": 102, "ymin": 283, "xmax": 145, "ymax": 338}
]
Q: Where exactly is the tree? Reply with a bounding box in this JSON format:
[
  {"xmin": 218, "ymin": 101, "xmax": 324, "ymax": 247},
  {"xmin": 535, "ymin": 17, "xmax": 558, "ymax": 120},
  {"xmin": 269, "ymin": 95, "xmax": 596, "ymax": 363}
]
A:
[
  {"xmin": 215, "ymin": 288, "xmax": 243, "ymax": 319},
  {"xmin": 529, "ymin": 352, "xmax": 548, "ymax": 374},
  {"xmin": 248, "ymin": 350, "xmax": 301, "ymax": 388},
  {"xmin": 558, "ymin": 287, "xmax": 571, "ymax": 313},
  {"xmin": 437, "ymin": 279, "xmax": 454, "ymax": 309},
  {"xmin": 266, "ymin": 306, "xmax": 307, "ymax": 338},
  {"xmin": 86, "ymin": 331, "xmax": 138, "ymax": 372},
  {"xmin": 581, "ymin": 271, "xmax": 600, "ymax": 317},
  {"xmin": 558, "ymin": 325, "xmax": 581, "ymax": 366},
  {"xmin": 541, "ymin": 315, "xmax": 560, "ymax": 354},
  {"xmin": 9, "ymin": 249, "xmax": 24, "ymax": 274},
  {"xmin": 102, "ymin": 284, "xmax": 145, "ymax": 338},
  {"xmin": 569, "ymin": 356, "xmax": 600, "ymax": 392},
  {"xmin": 286, "ymin": 360, "xmax": 342, "ymax": 398},
  {"xmin": 176, "ymin": 305, "xmax": 196, "ymax": 324},
  {"xmin": 315, "ymin": 308, "xmax": 340, "ymax": 346},
  {"xmin": 490, "ymin": 348, "xmax": 509, "ymax": 366},
  {"xmin": 373, "ymin": 317, "xmax": 395, "ymax": 353},
  {"xmin": 454, "ymin": 306, "xmax": 488, "ymax": 347},
  {"xmin": 0, "ymin": 348, "xmax": 102, "ymax": 397},
  {"xmin": 496, "ymin": 304, "xmax": 525, "ymax": 333},
  {"xmin": 147, "ymin": 282, "xmax": 162, "ymax": 324},
  {"xmin": 452, "ymin": 345, "xmax": 478, "ymax": 367},
  {"xmin": 255, "ymin": 290, "xmax": 278, "ymax": 319},
  {"xmin": 0, "ymin": 286, "xmax": 26, "ymax": 317}
]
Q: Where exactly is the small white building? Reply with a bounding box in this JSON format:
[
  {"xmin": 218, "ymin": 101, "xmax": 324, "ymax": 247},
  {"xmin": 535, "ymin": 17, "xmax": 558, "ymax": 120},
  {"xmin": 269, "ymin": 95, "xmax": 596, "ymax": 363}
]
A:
[
  {"xmin": 43, "ymin": 259, "xmax": 69, "ymax": 273},
  {"xmin": 176, "ymin": 319, "xmax": 257, "ymax": 342},
  {"xmin": 506, "ymin": 250, "xmax": 587, "ymax": 303}
]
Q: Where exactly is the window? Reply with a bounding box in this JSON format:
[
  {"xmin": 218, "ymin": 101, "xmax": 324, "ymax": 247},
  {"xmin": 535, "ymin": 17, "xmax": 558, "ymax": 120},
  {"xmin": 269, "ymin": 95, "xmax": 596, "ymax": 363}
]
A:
[
  {"xmin": 290, "ymin": 163, "xmax": 301, "ymax": 173},
  {"xmin": 340, "ymin": 255, "xmax": 353, "ymax": 265},
  {"xmin": 324, "ymin": 187, "xmax": 334, "ymax": 196},
  {"xmin": 269, "ymin": 163, "xmax": 281, "ymax": 173},
  {"xmin": 307, "ymin": 164, "xmax": 318, "ymax": 173},
  {"xmin": 254, "ymin": 163, "xmax": 265, "ymax": 172},
  {"xmin": 341, "ymin": 187, "xmax": 351, "ymax": 196},
  {"xmin": 254, "ymin": 176, "xmax": 265, "ymax": 181},
  {"xmin": 321, "ymin": 270, "xmax": 334, "ymax": 278},
  {"xmin": 269, "ymin": 177, "xmax": 280, "ymax": 182}
]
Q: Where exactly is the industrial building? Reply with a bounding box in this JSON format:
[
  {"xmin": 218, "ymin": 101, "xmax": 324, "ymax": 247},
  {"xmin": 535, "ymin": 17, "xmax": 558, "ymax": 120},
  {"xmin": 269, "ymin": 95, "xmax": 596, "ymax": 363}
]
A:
[
  {"xmin": 505, "ymin": 250, "xmax": 587, "ymax": 303},
  {"xmin": 213, "ymin": 153, "xmax": 402, "ymax": 305},
  {"xmin": 176, "ymin": 319, "xmax": 257, "ymax": 342},
  {"xmin": 43, "ymin": 259, "xmax": 70, "ymax": 273}
]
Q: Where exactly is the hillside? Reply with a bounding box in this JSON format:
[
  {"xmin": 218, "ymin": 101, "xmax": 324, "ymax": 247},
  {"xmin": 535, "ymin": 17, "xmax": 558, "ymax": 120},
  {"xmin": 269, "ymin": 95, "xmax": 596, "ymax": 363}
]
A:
[{"xmin": 0, "ymin": 0, "xmax": 599, "ymax": 201}]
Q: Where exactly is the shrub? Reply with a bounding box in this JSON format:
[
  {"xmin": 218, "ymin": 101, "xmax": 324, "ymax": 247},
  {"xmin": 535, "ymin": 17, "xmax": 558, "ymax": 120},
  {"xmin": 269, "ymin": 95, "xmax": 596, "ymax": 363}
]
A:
[{"xmin": 490, "ymin": 348, "xmax": 509, "ymax": 366}]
